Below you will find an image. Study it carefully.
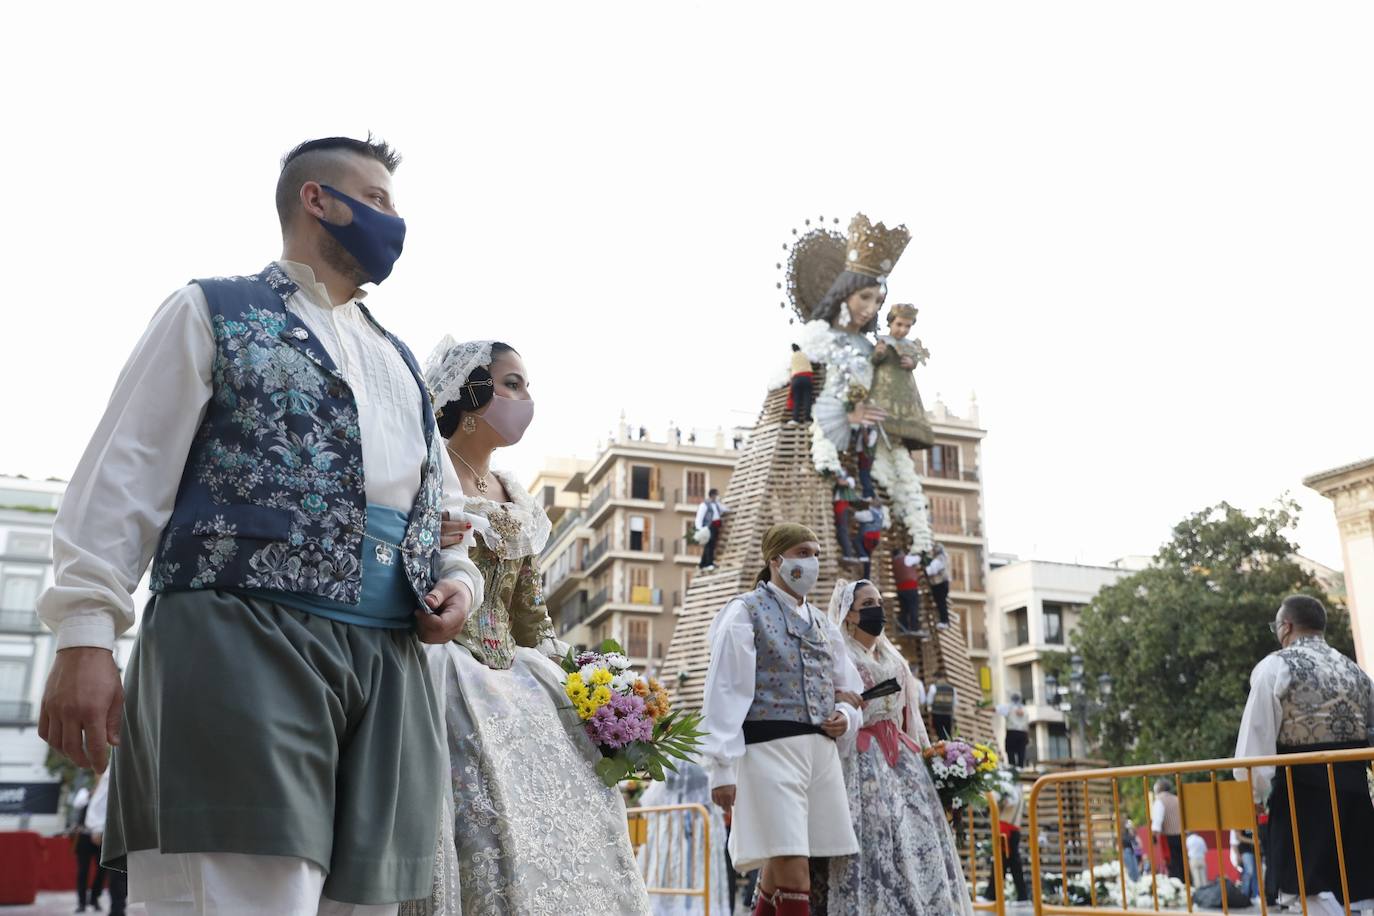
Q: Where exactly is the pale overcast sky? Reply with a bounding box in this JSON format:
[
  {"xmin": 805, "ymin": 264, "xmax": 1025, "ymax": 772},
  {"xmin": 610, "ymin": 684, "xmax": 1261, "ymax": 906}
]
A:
[{"xmin": 2, "ymin": 2, "xmax": 1370, "ymax": 571}]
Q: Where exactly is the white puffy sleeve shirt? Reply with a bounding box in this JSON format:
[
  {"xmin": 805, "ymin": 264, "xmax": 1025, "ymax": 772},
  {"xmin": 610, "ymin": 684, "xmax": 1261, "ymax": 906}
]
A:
[
  {"xmin": 38, "ymin": 261, "xmax": 481, "ymax": 651},
  {"xmin": 700, "ymin": 582, "xmax": 863, "ymax": 789}
]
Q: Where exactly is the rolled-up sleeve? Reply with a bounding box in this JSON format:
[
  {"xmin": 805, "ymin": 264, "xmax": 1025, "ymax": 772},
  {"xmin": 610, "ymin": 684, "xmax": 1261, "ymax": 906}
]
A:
[{"xmin": 37, "ymin": 286, "xmax": 215, "ymax": 651}]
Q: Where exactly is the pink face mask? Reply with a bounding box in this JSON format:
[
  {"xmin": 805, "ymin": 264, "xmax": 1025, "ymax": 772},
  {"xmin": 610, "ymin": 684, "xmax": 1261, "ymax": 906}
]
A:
[{"xmin": 480, "ymin": 395, "xmax": 535, "ymax": 445}]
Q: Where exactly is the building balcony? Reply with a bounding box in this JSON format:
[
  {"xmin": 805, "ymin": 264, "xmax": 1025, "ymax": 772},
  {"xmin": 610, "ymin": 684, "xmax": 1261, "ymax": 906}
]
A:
[
  {"xmin": 587, "ymin": 484, "xmax": 668, "ymax": 526},
  {"xmin": 931, "ymin": 518, "xmax": 984, "ymax": 539},
  {"xmin": 583, "ymin": 586, "xmax": 667, "ymax": 629},
  {"xmin": 673, "ymin": 538, "xmax": 704, "ymax": 564},
  {"xmin": 545, "ymin": 510, "xmax": 587, "ymax": 554},
  {"xmin": 925, "ymin": 466, "xmax": 980, "ymax": 483},
  {"xmin": 673, "ymin": 489, "xmax": 708, "ymax": 511},
  {"xmin": 0, "ymin": 609, "xmax": 43, "ymax": 635},
  {"xmin": 544, "ymin": 557, "xmax": 588, "ymax": 604},
  {"xmin": 615, "ymin": 536, "xmax": 665, "ymax": 560},
  {"xmin": 585, "ymin": 536, "xmax": 612, "ymax": 574},
  {"xmin": 0, "ymin": 700, "xmax": 36, "ymax": 727}
]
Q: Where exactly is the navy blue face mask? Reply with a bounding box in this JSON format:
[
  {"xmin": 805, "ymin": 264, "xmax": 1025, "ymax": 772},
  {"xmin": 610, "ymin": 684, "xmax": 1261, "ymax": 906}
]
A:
[{"xmin": 318, "ymin": 184, "xmax": 406, "ymax": 284}]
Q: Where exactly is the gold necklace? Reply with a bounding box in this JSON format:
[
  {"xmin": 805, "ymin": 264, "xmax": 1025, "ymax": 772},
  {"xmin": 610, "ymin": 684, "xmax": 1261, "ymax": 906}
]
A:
[{"xmin": 447, "ymin": 445, "xmax": 492, "ymax": 494}]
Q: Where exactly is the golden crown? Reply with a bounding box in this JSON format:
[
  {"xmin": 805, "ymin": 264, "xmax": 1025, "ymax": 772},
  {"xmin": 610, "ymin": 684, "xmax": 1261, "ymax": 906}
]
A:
[{"xmin": 845, "ymin": 213, "xmax": 911, "ymax": 278}]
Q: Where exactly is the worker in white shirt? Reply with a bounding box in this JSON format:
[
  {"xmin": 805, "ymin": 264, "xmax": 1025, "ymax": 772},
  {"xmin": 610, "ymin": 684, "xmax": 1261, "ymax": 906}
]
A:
[
  {"xmin": 994, "ymin": 693, "xmax": 1031, "ymax": 768},
  {"xmin": 925, "ymin": 544, "xmax": 950, "ymax": 630},
  {"xmin": 696, "ymin": 489, "xmax": 728, "ymax": 571}
]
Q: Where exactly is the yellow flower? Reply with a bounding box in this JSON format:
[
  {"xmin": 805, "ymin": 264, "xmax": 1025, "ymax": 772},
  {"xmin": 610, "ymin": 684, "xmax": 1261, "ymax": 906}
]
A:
[
  {"xmin": 576, "ymin": 701, "xmax": 596, "ymax": 720},
  {"xmin": 591, "ymin": 686, "xmax": 613, "ymax": 707},
  {"xmin": 590, "ymin": 668, "xmax": 614, "ymax": 686},
  {"xmin": 566, "ymin": 672, "xmax": 584, "ymax": 690},
  {"xmin": 567, "ymin": 684, "xmax": 589, "ymax": 703}
]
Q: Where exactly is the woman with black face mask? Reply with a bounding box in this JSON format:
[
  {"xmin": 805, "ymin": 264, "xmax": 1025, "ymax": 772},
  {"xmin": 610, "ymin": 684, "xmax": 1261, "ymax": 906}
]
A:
[{"xmin": 824, "ymin": 579, "xmax": 972, "ymax": 915}]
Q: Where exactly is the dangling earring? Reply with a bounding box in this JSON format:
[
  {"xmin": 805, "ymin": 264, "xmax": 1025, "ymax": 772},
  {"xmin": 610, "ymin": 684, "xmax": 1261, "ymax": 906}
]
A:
[
  {"xmin": 462, "ymin": 415, "xmax": 478, "ymax": 434},
  {"xmin": 839, "ymin": 302, "xmax": 853, "ymax": 328}
]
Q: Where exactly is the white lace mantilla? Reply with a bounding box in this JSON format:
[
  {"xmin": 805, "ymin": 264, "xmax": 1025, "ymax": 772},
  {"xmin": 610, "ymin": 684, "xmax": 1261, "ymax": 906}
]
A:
[{"xmin": 424, "ymin": 336, "xmax": 497, "ymax": 413}]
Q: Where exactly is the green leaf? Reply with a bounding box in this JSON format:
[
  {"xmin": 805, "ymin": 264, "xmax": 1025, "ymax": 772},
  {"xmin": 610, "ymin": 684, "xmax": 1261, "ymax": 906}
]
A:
[
  {"xmin": 599, "ymin": 638, "xmax": 624, "ymax": 655},
  {"xmin": 595, "ymin": 756, "xmax": 626, "ymax": 788}
]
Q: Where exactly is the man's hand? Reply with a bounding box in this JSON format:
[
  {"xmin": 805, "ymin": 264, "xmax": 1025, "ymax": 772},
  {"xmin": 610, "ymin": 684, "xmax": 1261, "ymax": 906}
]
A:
[
  {"xmin": 821, "ymin": 710, "xmax": 848, "ymax": 738},
  {"xmin": 439, "ymin": 512, "xmax": 474, "ymax": 550},
  {"xmin": 874, "ymin": 340, "xmax": 889, "ymax": 358},
  {"xmin": 415, "ymin": 579, "xmax": 474, "ymax": 644},
  {"xmin": 836, "ymin": 690, "xmax": 866, "ymax": 710},
  {"xmin": 899, "ymin": 356, "xmax": 915, "ymax": 370},
  {"xmin": 39, "ymin": 647, "xmax": 124, "ymax": 773},
  {"xmin": 711, "ymin": 784, "xmax": 736, "ymax": 813}
]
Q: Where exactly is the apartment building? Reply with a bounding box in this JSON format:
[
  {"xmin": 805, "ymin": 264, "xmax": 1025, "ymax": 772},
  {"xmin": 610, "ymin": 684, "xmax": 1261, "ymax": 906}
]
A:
[
  {"xmin": 535, "ymin": 425, "xmax": 740, "ymax": 674},
  {"xmin": 917, "ymin": 397, "xmax": 992, "ymax": 676},
  {"xmin": 984, "ymin": 558, "xmax": 1130, "ymax": 763}
]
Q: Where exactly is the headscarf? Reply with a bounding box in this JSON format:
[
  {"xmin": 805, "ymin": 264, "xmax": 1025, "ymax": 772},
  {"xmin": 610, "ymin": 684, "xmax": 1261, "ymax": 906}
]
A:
[{"xmin": 756, "ymin": 522, "xmax": 819, "ymax": 586}]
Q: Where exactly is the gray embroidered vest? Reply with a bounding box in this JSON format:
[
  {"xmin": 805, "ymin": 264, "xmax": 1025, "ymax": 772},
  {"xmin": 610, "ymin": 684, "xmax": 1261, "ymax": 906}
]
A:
[
  {"xmin": 741, "ymin": 585, "xmax": 835, "ymax": 726},
  {"xmin": 148, "ymin": 264, "xmax": 444, "ymax": 606},
  {"xmin": 1275, "ymin": 636, "xmax": 1373, "ymax": 748}
]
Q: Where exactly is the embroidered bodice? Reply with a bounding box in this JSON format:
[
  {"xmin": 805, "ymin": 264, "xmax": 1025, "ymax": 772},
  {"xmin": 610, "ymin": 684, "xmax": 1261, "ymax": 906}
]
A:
[
  {"xmin": 452, "ymin": 470, "xmax": 557, "ymax": 670},
  {"xmin": 845, "ymin": 633, "xmax": 907, "ymax": 728}
]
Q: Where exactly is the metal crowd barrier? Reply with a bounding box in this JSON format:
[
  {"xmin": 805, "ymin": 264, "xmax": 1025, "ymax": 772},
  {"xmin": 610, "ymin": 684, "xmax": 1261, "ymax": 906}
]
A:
[
  {"xmin": 1026, "ymin": 747, "xmax": 1374, "ymax": 916},
  {"xmin": 627, "ymin": 802, "xmax": 712, "ymax": 913},
  {"xmin": 966, "ymin": 791, "xmax": 1008, "ymax": 916}
]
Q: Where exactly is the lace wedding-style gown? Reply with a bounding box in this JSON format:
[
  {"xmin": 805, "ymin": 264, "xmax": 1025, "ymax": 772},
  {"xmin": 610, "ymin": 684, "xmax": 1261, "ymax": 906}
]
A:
[
  {"xmin": 826, "ymin": 634, "xmax": 972, "ymax": 916},
  {"xmin": 404, "ymin": 471, "xmax": 650, "ymax": 916}
]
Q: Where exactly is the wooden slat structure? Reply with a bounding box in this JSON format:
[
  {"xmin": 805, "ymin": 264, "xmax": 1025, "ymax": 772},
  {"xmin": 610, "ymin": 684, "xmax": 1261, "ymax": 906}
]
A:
[{"xmin": 661, "ymin": 377, "xmax": 991, "ymax": 743}]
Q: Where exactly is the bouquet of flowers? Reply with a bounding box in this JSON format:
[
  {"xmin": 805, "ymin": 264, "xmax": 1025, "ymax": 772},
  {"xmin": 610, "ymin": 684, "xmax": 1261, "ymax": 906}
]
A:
[
  {"xmin": 923, "ymin": 738, "xmax": 1003, "ymax": 810},
  {"xmin": 561, "ymin": 640, "xmax": 705, "ymax": 787}
]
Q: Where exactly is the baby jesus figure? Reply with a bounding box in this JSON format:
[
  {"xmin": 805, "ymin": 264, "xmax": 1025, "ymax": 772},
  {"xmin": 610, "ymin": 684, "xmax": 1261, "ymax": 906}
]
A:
[{"xmin": 870, "ymin": 303, "xmax": 934, "ymax": 450}]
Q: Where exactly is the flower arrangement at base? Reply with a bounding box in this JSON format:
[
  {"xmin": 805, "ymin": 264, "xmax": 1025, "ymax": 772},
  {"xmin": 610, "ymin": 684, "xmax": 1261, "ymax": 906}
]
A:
[
  {"xmin": 561, "ymin": 639, "xmax": 705, "ymax": 787},
  {"xmin": 922, "ymin": 738, "xmax": 1003, "ymax": 810},
  {"xmin": 1040, "ymin": 863, "xmax": 1187, "ymax": 909}
]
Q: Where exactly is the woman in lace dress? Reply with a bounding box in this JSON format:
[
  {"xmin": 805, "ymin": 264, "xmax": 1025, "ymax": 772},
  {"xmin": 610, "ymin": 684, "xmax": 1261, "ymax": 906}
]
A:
[
  {"xmin": 824, "ymin": 579, "xmax": 971, "ymax": 915},
  {"xmin": 417, "ymin": 338, "xmax": 650, "ymax": 916}
]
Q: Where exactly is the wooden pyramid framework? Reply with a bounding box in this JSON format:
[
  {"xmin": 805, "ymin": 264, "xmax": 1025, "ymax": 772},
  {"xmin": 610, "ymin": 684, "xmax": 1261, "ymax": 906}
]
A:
[{"xmin": 662, "ymin": 378, "xmax": 992, "ymax": 743}]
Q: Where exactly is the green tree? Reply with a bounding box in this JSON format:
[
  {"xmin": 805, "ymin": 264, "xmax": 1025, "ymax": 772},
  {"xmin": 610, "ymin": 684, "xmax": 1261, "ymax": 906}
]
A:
[{"xmin": 1072, "ymin": 499, "xmax": 1353, "ymax": 766}]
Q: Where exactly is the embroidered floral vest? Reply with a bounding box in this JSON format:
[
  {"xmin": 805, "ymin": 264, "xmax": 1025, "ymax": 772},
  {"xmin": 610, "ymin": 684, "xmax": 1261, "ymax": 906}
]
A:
[
  {"xmin": 149, "ymin": 264, "xmax": 444, "ymax": 606},
  {"xmin": 1275, "ymin": 636, "xmax": 1373, "ymax": 748},
  {"xmin": 741, "ymin": 585, "xmax": 835, "ymax": 726}
]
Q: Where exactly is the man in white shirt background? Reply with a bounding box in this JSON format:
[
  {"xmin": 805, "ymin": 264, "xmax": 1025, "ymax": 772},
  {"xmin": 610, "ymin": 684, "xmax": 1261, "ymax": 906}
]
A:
[
  {"xmin": 36, "ymin": 136, "xmax": 482, "ymax": 915},
  {"xmin": 1151, "ymin": 778, "xmax": 1185, "ymax": 881}
]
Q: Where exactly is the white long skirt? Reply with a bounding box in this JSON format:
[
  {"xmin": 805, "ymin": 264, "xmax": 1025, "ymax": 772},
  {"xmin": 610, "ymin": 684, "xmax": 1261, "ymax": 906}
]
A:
[{"xmin": 425, "ymin": 644, "xmax": 650, "ymax": 916}]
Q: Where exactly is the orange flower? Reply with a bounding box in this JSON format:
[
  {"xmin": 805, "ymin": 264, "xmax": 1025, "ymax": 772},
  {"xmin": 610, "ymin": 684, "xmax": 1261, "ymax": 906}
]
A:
[{"xmin": 631, "ymin": 680, "xmax": 650, "ymax": 697}]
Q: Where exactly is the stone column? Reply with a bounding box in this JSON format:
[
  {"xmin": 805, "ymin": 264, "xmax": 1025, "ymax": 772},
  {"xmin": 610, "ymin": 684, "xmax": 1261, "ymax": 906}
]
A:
[{"xmin": 1305, "ymin": 458, "xmax": 1374, "ymax": 673}]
